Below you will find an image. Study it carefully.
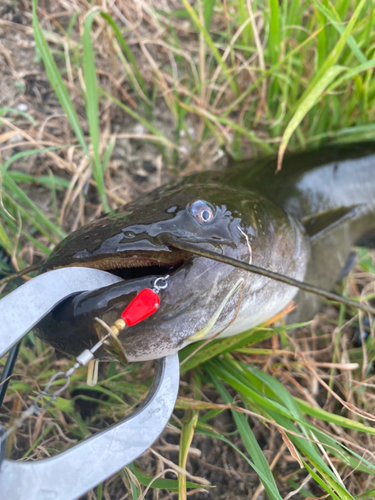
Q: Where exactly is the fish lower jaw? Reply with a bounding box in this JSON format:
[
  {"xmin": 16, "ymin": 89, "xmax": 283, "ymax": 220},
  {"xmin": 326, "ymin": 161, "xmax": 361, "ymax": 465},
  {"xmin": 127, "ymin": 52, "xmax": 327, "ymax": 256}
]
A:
[{"xmin": 213, "ymin": 287, "xmax": 300, "ymax": 338}]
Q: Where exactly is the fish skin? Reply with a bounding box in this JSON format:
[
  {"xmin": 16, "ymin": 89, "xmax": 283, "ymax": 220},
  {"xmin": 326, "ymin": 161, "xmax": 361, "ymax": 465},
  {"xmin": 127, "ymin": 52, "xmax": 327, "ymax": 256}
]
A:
[
  {"xmin": 224, "ymin": 142, "xmax": 375, "ymax": 322},
  {"xmin": 35, "ymin": 143, "xmax": 375, "ymax": 361}
]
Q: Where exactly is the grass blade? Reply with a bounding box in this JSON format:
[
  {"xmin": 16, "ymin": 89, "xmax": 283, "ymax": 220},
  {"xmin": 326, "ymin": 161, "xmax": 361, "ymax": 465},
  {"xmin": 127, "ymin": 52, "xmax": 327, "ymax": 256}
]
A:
[
  {"xmin": 312, "ymin": 0, "xmax": 367, "ymax": 64},
  {"xmin": 131, "ymin": 466, "xmax": 205, "ymax": 491},
  {"xmin": 206, "ymin": 367, "xmax": 284, "ymax": 500},
  {"xmin": 179, "ymin": 0, "xmax": 239, "ymax": 96},
  {"xmin": 278, "ymin": 0, "xmax": 367, "ymax": 167},
  {"xmin": 295, "ymin": 398, "xmax": 375, "ymax": 435},
  {"xmin": 203, "ymin": 0, "xmax": 216, "ymax": 30},
  {"xmin": 328, "ymin": 58, "xmax": 375, "ymax": 90},
  {"xmin": 268, "ymin": 0, "xmax": 281, "ymax": 64},
  {"xmin": 209, "ymin": 357, "xmax": 361, "ymax": 490},
  {"xmin": 99, "ymin": 12, "xmax": 151, "ymax": 108},
  {"xmin": 277, "ymin": 65, "xmax": 344, "ymax": 169},
  {"xmin": 2, "ymin": 148, "xmax": 58, "ymax": 172},
  {"xmin": 82, "ymin": 12, "xmax": 108, "ymax": 211},
  {"xmin": 2, "ymin": 176, "xmax": 65, "ymax": 241},
  {"xmin": 31, "ymin": 0, "xmax": 89, "ymax": 158},
  {"xmin": 178, "ymin": 411, "xmax": 198, "ymax": 498},
  {"xmin": 101, "ymin": 89, "xmax": 176, "ymax": 149},
  {"xmin": 179, "ymin": 327, "xmax": 278, "ymax": 374}
]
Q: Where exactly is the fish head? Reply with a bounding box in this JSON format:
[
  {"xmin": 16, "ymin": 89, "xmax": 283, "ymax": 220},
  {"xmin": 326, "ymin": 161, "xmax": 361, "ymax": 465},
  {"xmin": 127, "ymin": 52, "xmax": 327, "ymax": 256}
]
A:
[{"xmin": 38, "ymin": 178, "xmax": 309, "ymax": 361}]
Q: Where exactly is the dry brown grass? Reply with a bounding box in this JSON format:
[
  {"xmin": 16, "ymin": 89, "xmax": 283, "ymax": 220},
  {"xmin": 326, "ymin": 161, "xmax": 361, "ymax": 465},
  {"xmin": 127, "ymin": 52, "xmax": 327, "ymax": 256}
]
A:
[{"xmin": 0, "ymin": 1, "xmax": 375, "ymax": 499}]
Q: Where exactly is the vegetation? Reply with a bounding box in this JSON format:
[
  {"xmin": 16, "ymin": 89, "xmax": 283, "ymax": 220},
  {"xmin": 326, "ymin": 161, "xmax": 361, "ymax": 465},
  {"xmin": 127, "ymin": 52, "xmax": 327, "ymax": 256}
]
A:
[{"xmin": 0, "ymin": 0, "xmax": 375, "ymax": 498}]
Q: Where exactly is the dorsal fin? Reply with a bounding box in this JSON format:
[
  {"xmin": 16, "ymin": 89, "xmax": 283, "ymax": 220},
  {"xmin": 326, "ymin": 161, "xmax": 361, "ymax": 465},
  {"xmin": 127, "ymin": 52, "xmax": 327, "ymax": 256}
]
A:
[{"xmin": 301, "ymin": 205, "xmax": 362, "ymax": 241}]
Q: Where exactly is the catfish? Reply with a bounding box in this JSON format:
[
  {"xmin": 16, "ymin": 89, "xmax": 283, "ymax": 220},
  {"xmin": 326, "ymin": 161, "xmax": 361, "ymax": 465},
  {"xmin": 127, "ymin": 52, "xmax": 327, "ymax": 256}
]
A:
[{"xmin": 35, "ymin": 143, "xmax": 375, "ymax": 362}]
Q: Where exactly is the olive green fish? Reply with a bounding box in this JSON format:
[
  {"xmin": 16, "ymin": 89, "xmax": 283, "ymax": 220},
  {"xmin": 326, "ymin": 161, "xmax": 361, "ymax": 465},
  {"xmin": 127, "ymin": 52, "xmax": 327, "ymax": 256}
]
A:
[{"xmin": 35, "ymin": 142, "xmax": 375, "ymax": 362}]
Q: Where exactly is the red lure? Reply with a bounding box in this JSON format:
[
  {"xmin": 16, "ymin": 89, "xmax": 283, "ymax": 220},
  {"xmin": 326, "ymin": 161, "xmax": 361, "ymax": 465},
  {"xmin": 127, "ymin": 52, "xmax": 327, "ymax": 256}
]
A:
[{"xmin": 121, "ymin": 289, "xmax": 160, "ymax": 326}]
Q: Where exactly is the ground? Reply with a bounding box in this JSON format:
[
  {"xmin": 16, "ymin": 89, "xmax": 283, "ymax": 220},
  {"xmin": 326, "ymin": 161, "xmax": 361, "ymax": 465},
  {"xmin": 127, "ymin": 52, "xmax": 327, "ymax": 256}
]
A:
[{"xmin": 0, "ymin": 1, "xmax": 375, "ymax": 500}]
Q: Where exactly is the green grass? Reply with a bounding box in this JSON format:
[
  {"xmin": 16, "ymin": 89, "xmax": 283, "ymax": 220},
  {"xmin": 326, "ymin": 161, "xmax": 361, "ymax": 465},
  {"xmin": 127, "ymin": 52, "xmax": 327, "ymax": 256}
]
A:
[{"xmin": 1, "ymin": 0, "xmax": 375, "ymax": 498}]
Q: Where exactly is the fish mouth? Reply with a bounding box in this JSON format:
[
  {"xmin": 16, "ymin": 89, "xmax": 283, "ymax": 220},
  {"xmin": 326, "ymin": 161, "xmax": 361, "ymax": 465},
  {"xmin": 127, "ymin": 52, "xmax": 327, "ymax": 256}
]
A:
[{"xmin": 66, "ymin": 248, "xmax": 191, "ymax": 282}]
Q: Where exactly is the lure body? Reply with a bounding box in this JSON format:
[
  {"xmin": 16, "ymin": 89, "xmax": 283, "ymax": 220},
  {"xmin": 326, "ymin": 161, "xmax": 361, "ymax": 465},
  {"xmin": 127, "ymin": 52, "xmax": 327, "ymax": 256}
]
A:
[{"xmin": 36, "ymin": 143, "xmax": 375, "ymax": 361}]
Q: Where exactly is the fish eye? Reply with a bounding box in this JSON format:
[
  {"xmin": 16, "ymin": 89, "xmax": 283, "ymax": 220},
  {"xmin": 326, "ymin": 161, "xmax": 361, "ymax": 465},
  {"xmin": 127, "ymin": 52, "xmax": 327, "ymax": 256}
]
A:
[{"xmin": 189, "ymin": 200, "xmax": 215, "ymax": 224}]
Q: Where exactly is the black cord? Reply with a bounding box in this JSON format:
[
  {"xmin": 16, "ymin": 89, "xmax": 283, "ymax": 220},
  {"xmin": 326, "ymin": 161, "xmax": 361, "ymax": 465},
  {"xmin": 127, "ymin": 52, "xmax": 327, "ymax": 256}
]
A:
[
  {"xmin": 0, "ymin": 342, "xmax": 21, "ymax": 407},
  {"xmin": 0, "ymin": 248, "xmax": 27, "ymax": 411},
  {"xmin": 0, "ymin": 423, "xmax": 6, "ymax": 469},
  {"xmin": 167, "ymin": 239, "xmax": 375, "ymax": 316}
]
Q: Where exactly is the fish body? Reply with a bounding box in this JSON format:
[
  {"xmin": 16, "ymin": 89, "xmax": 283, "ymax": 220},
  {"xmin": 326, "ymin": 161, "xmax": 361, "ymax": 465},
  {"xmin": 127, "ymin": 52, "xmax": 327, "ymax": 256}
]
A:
[
  {"xmin": 36, "ymin": 143, "xmax": 375, "ymax": 361},
  {"xmin": 225, "ymin": 142, "xmax": 375, "ymax": 322}
]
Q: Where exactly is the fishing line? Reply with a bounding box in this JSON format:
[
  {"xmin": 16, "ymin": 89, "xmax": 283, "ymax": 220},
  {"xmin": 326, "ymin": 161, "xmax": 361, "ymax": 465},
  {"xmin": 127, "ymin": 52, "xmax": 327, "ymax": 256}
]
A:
[{"xmin": 166, "ymin": 239, "xmax": 375, "ymax": 317}]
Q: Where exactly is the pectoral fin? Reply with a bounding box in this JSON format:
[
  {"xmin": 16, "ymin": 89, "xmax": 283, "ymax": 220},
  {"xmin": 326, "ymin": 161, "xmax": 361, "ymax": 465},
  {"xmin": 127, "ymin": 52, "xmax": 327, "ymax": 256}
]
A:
[{"xmin": 302, "ymin": 205, "xmax": 362, "ymax": 241}]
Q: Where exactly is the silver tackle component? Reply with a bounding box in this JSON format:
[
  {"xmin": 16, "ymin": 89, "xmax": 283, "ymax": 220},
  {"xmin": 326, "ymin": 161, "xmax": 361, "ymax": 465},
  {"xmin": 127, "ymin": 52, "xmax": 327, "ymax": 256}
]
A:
[
  {"xmin": 0, "ymin": 267, "xmax": 179, "ymax": 500},
  {"xmin": 152, "ymin": 275, "xmax": 170, "ymax": 293}
]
